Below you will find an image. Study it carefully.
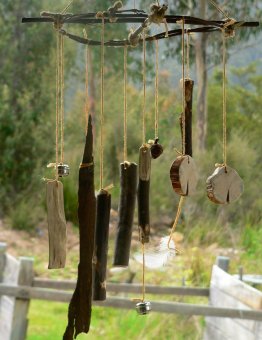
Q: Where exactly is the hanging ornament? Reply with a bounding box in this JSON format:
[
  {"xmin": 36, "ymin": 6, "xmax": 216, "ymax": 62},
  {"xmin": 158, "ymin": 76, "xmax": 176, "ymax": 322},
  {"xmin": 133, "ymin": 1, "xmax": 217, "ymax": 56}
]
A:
[
  {"xmin": 206, "ymin": 27, "xmax": 243, "ymax": 204},
  {"xmin": 113, "ymin": 46, "xmax": 138, "ymax": 267},
  {"xmin": 46, "ymin": 23, "xmax": 68, "ymax": 270},
  {"xmin": 92, "ymin": 14, "xmax": 111, "ymax": 301},
  {"xmin": 150, "ymin": 40, "xmax": 164, "ymax": 160},
  {"xmin": 170, "ymin": 19, "xmax": 198, "ymax": 197}
]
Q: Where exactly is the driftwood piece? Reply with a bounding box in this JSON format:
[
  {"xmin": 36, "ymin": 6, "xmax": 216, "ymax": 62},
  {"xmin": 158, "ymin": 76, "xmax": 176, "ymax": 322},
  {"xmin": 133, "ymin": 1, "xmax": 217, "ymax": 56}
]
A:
[
  {"xmin": 113, "ymin": 162, "xmax": 138, "ymax": 267},
  {"xmin": 46, "ymin": 180, "xmax": 67, "ymax": 269},
  {"xmin": 138, "ymin": 144, "xmax": 151, "ymax": 244},
  {"xmin": 138, "ymin": 179, "xmax": 150, "ymax": 244},
  {"xmin": 206, "ymin": 166, "xmax": 244, "ymax": 204},
  {"xmin": 93, "ymin": 189, "xmax": 111, "ymax": 301},
  {"xmin": 180, "ymin": 78, "xmax": 194, "ymax": 157},
  {"xmin": 170, "ymin": 155, "xmax": 198, "ymax": 196},
  {"xmin": 64, "ymin": 115, "xmax": 96, "ymax": 339},
  {"xmin": 139, "ymin": 144, "xmax": 151, "ymax": 181}
]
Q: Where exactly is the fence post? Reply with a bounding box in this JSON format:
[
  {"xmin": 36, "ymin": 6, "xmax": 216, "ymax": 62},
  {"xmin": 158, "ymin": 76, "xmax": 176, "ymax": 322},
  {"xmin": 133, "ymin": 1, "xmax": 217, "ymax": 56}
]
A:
[
  {"xmin": 10, "ymin": 256, "xmax": 34, "ymax": 340},
  {"xmin": 216, "ymin": 256, "xmax": 230, "ymax": 272},
  {"xmin": 0, "ymin": 243, "xmax": 7, "ymax": 282}
]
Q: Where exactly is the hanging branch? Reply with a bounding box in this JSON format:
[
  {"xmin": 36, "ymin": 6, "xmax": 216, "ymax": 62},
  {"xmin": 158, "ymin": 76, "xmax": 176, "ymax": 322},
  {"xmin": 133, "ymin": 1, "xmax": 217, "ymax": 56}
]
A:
[{"xmin": 64, "ymin": 115, "xmax": 96, "ymax": 339}]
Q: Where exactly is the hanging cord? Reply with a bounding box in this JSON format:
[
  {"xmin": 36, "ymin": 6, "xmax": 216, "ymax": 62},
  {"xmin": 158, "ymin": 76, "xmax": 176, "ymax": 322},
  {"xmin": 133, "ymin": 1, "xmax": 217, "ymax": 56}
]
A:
[
  {"xmin": 133, "ymin": 0, "xmax": 136, "ymax": 9},
  {"xmin": 55, "ymin": 31, "xmax": 60, "ymax": 181},
  {"xmin": 60, "ymin": 34, "xmax": 65, "ymax": 164},
  {"xmin": 154, "ymin": 39, "xmax": 159, "ymax": 140},
  {"xmin": 168, "ymin": 196, "xmax": 185, "ymax": 250},
  {"xmin": 186, "ymin": 32, "xmax": 190, "ymax": 79},
  {"xmin": 180, "ymin": 18, "xmax": 186, "ymax": 155},
  {"xmin": 61, "ymin": 0, "xmax": 75, "ymax": 15},
  {"xmin": 123, "ymin": 45, "xmax": 128, "ymax": 162},
  {"xmin": 142, "ymin": 30, "xmax": 146, "ymax": 144},
  {"xmin": 96, "ymin": 13, "xmax": 105, "ymax": 189},
  {"xmin": 83, "ymin": 29, "xmax": 89, "ymax": 132},
  {"xmin": 222, "ymin": 31, "xmax": 227, "ymax": 167},
  {"xmin": 208, "ymin": 0, "xmax": 230, "ymax": 20},
  {"xmin": 141, "ymin": 243, "xmax": 146, "ymax": 301}
]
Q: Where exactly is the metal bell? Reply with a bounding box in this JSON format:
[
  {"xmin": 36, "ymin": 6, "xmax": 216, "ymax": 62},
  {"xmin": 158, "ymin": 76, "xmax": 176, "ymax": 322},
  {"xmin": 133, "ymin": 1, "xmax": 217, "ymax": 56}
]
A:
[
  {"xmin": 136, "ymin": 301, "xmax": 151, "ymax": 315},
  {"xmin": 57, "ymin": 163, "xmax": 70, "ymax": 177}
]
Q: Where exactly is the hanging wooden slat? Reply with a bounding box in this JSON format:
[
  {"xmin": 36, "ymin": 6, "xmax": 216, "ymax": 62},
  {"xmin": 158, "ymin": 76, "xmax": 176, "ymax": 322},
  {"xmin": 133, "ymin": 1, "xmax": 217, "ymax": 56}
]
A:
[
  {"xmin": 64, "ymin": 115, "xmax": 96, "ymax": 339},
  {"xmin": 113, "ymin": 162, "xmax": 138, "ymax": 267},
  {"xmin": 93, "ymin": 189, "xmax": 111, "ymax": 301},
  {"xmin": 46, "ymin": 180, "xmax": 67, "ymax": 269}
]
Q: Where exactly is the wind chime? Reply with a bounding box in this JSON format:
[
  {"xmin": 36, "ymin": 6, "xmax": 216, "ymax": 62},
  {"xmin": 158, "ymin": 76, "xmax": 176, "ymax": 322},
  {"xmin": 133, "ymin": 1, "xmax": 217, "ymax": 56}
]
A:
[{"xmin": 22, "ymin": 1, "xmax": 258, "ymax": 339}]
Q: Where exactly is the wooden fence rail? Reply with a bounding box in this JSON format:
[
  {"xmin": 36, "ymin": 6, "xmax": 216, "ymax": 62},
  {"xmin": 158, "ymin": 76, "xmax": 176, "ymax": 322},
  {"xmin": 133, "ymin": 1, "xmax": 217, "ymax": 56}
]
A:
[{"xmin": 1, "ymin": 243, "xmax": 262, "ymax": 340}]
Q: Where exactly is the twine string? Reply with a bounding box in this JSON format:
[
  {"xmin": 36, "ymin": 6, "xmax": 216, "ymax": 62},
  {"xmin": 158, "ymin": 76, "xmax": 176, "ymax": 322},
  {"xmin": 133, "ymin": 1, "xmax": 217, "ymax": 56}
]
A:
[
  {"xmin": 100, "ymin": 15, "xmax": 105, "ymax": 189},
  {"xmin": 142, "ymin": 30, "xmax": 146, "ymax": 144},
  {"xmin": 168, "ymin": 196, "xmax": 185, "ymax": 250},
  {"xmin": 142, "ymin": 243, "xmax": 145, "ymax": 302},
  {"xmin": 181, "ymin": 18, "xmax": 186, "ymax": 155},
  {"xmin": 222, "ymin": 31, "xmax": 227, "ymax": 167},
  {"xmin": 186, "ymin": 32, "xmax": 190, "ymax": 79},
  {"xmin": 123, "ymin": 45, "xmax": 128, "ymax": 162},
  {"xmin": 83, "ymin": 29, "xmax": 89, "ymax": 132},
  {"xmin": 155, "ymin": 39, "xmax": 159, "ymax": 140}
]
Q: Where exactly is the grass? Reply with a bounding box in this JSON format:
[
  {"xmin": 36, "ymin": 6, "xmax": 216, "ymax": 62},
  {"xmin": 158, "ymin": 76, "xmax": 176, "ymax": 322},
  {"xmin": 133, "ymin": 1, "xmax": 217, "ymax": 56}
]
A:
[{"xmin": 27, "ymin": 300, "xmax": 203, "ymax": 340}]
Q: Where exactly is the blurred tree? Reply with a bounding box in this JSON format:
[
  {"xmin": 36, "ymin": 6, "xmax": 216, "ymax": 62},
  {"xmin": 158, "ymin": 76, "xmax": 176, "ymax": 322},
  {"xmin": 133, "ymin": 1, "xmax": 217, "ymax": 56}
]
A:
[{"xmin": 143, "ymin": 0, "xmax": 261, "ymax": 150}]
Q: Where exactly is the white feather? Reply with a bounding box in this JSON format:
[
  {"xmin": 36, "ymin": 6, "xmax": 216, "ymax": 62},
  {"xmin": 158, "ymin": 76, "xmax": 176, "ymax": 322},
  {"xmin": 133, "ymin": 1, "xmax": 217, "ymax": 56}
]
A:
[{"xmin": 134, "ymin": 236, "xmax": 176, "ymax": 269}]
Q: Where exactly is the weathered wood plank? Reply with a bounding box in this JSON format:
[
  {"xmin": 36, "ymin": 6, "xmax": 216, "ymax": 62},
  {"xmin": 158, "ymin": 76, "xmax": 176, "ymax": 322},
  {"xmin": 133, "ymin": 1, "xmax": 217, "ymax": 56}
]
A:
[
  {"xmin": 1, "ymin": 285, "xmax": 262, "ymax": 320},
  {"xmin": 0, "ymin": 243, "xmax": 7, "ymax": 282},
  {"xmin": 10, "ymin": 257, "xmax": 34, "ymax": 340},
  {"xmin": 204, "ymin": 265, "xmax": 262, "ymax": 340},
  {"xmin": 33, "ymin": 279, "xmax": 210, "ymax": 297},
  {"xmin": 211, "ymin": 265, "xmax": 262, "ymax": 310}
]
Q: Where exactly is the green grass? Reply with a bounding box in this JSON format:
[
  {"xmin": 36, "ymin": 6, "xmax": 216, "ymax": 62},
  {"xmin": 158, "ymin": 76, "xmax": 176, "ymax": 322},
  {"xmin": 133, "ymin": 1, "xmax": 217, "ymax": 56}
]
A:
[{"xmin": 27, "ymin": 300, "xmax": 203, "ymax": 340}]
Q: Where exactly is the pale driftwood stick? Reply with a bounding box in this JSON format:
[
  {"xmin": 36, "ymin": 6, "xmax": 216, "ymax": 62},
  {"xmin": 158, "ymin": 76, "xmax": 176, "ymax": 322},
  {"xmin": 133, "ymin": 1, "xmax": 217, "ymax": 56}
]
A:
[
  {"xmin": 180, "ymin": 78, "xmax": 194, "ymax": 157},
  {"xmin": 46, "ymin": 181, "xmax": 67, "ymax": 269},
  {"xmin": 113, "ymin": 162, "xmax": 138, "ymax": 267},
  {"xmin": 93, "ymin": 190, "xmax": 111, "ymax": 301},
  {"xmin": 64, "ymin": 115, "xmax": 96, "ymax": 339}
]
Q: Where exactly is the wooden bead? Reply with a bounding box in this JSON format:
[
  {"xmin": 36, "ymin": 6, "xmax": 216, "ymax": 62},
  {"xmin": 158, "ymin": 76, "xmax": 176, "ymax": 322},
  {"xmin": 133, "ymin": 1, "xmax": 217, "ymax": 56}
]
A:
[
  {"xmin": 170, "ymin": 155, "xmax": 198, "ymax": 196},
  {"xmin": 206, "ymin": 166, "xmax": 244, "ymax": 204},
  {"xmin": 150, "ymin": 138, "xmax": 164, "ymax": 159}
]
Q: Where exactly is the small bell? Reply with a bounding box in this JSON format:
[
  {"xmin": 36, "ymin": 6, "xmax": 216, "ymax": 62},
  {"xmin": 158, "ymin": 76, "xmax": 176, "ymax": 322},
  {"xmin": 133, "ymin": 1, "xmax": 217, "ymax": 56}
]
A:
[
  {"xmin": 150, "ymin": 138, "xmax": 163, "ymax": 159},
  {"xmin": 57, "ymin": 163, "xmax": 70, "ymax": 177},
  {"xmin": 136, "ymin": 301, "xmax": 151, "ymax": 315}
]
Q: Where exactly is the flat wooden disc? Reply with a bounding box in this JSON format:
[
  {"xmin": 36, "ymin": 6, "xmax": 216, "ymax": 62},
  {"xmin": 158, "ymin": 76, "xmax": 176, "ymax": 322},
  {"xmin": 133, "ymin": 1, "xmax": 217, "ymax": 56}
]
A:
[
  {"xmin": 206, "ymin": 166, "xmax": 244, "ymax": 204},
  {"xmin": 170, "ymin": 155, "xmax": 198, "ymax": 196}
]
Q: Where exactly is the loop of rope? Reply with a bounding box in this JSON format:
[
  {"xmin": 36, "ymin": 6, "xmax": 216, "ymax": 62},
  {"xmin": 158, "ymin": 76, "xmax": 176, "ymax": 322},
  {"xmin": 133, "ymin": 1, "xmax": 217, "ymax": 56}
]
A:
[
  {"xmin": 142, "ymin": 30, "xmax": 146, "ymax": 144},
  {"xmin": 123, "ymin": 45, "xmax": 128, "ymax": 162},
  {"xmin": 99, "ymin": 15, "xmax": 105, "ymax": 190},
  {"xmin": 154, "ymin": 39, "xmax": 159, "ymax": 140},
  {"xmin": 168, "ymin": 196, "xmax": 185, "ymax": 250}
]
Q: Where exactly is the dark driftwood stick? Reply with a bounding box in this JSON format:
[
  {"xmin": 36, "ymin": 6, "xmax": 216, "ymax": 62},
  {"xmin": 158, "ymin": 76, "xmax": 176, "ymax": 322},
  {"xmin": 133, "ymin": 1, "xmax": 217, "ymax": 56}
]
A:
[
  {"xmin": 113, "ymin": 162, "xmax": 138, "ymax": 267},
  {"xmin": 64, "ymin": 115, "xmax": 96, "ymax": 339},
  {"xmin": 93, "ymin": 190, "xmax": 111, "ymax": 301},
  {"xmin": 180, "ymin": 78, "xmax": 194, "ymax": 157},
  {"xmin": 137, "ymin": 179, "xmax": 150, "ymax": 244}
]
